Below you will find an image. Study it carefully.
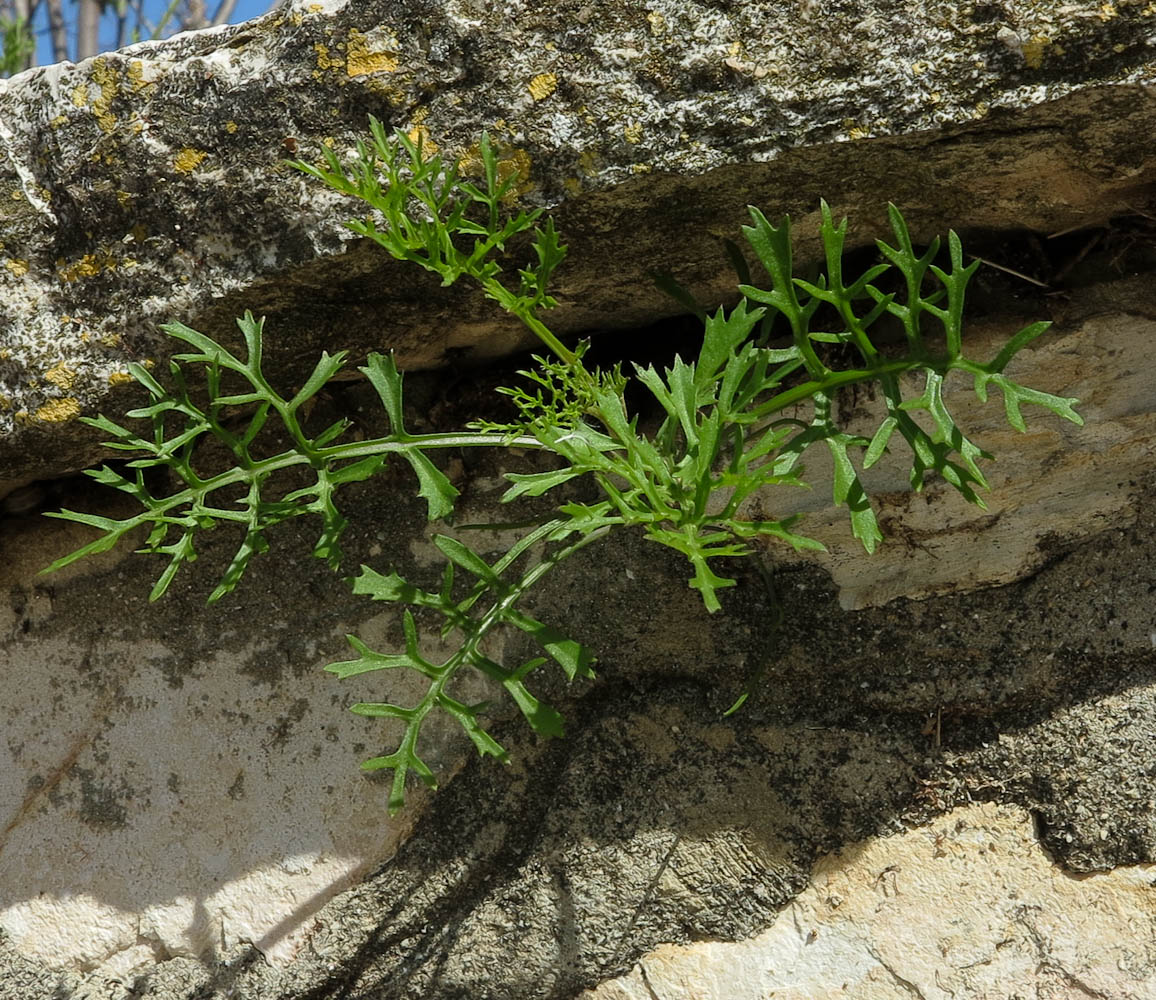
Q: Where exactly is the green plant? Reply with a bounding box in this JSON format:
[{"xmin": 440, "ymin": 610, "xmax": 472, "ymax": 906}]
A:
[
  {"xmin": 0, "ymin": 15, "xmax": 33, "ymax": 77},
  {"xmin": 44, "ymin": 121, "xmax": 1082, "ymax": 813}
]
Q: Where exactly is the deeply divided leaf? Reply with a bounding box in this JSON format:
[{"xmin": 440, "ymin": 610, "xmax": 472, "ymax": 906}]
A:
[{"xmin": 42, "ymin": 124, "xmax": 1085, "ymax": 812}]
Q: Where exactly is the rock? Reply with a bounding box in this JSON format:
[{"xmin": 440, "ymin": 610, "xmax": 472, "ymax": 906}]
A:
[
  {"xmin": 4, "ymin": 442, "xmax": 1156, "ymax": 996},
  {"xmin": 581, "ymin": 801, "xmax": 1156, "ymax": 1000},
  {"xmin": 0, "ymin": 473, "xmax": 444, "ymax": 977},
  {"xmin": 2, "ymin": 1, "xmax": 1156, "ymax": 997},
  {"xmin": 779, "ymin": 306, "xmax": 1156, "ymax": 609},
  {"xmin": 1, "ymin": 0, "xmax": 1154, "ymax": 481}
]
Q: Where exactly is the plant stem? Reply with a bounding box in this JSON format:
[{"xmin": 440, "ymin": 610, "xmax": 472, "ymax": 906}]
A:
[
  {"xmin": 110, "ymin": 431, "xmax": 544, "ymax": 527},
  {"xmin": 751, "ymin": 357, "xmax": 930, "ymax": 419}
]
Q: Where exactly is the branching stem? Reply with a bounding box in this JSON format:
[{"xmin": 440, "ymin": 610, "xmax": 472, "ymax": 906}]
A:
[{"xmin": 42, "ymin": 125, "xmax": 1084, "ymax": 813}]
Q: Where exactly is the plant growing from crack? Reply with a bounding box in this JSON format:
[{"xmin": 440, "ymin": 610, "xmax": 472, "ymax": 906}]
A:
[{"xmin": 44, "ymin": 120, "xmax": 1083, "ymax": 813}]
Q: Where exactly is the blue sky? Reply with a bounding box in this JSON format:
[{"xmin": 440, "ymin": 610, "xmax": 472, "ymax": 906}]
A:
[{"xmin": 29, "ymin": 1, "xmax": 280, "ymax": 66}]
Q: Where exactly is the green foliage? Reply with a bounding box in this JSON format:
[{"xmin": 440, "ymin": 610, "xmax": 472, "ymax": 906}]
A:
[
  {"xmin": 44, "ymin": 119, "xmax": 1083, "ymax": 813},
  {"xmin": 328, "ymin": 519, "xmax": 601, "ymax": 813},
  {"xmin": 0, "ymin": 16, "xmax": 33, "ymax": 77}
]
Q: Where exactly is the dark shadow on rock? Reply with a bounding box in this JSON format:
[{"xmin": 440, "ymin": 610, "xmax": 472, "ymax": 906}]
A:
[
  {"xmin": 252, "ymin": 674, "xmax": 928, "ymax": 1000},
  {"xmin": 197, "ymin": 470, "xmax": 1156, "ymax": 1000},
  {"xmin": 3, "ymin": 296, "xmax": 1156, "ymax": 998}
]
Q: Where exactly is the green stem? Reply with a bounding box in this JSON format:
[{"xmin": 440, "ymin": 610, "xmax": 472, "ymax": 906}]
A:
[
  {"xmin": 397, "ymin": 520, "xmax": 612, "ymax": 752},
  {"xmin": 514, "ymin": 307, "xmax": 582, "ymax": 371},
  {"xmin": 751, "ymin": 358, "xmax": 928, "ymax": 420},
  {"xmin": 101, "ymin": 431, "xmax": 543, "ymax": 534}
]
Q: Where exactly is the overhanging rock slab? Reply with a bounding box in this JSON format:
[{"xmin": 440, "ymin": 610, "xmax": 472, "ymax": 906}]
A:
[{"xmin": 1, "ymin": 0, "xmax": 1154, "ymax": 481}]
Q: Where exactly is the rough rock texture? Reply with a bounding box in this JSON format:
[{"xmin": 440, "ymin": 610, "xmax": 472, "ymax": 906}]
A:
[
  {"xmin": 1, "ymin": 0, "xmax": 1155, "ymax": 483},
  {"xmin": 0, "ymin": 469, "xmax": 443, "ymax": 977},
  {"xmin": 5, "ymin": 480, "xmax": 1156, "ymax": 998},
  {"xmin": 2, "ymin": 1, "xmax": 1156, "ymax": 998},
  {"xmin": 781, "ymin": 305, "xmax": 1156, "ymax": 608},
  {"xmin": 2, "ymin": 327, "xmax": 1155, "ymax": 995},
  {"xmin": 583, "ymin": 802, "xmax": 1156, "ymax": 1000}
]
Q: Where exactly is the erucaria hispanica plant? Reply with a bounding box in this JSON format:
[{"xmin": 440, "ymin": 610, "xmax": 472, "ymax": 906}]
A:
[{"xmin": 43, "ymin": 119, "xmax": 1083, "ymax": 813}]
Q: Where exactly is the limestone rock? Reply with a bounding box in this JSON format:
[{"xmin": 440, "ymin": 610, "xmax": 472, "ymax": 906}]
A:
[
  {"xmin": 2, "ymin": 2, "xmax": 1156, "ymax": 998},
  {"xmin": 780, "ymin": 306, "xmax": 1156, "ymax": 609},
  {"xmin": 0, "ymin": 0, "xmax": 1154, "ymax": 482},
  {"xmin": 4, "ymin": 464, "xmax": 1155, "ymax": 996},
  {"xmin": 582, "ymin": 802, "xmax": 1156, "ymax": 1000}
]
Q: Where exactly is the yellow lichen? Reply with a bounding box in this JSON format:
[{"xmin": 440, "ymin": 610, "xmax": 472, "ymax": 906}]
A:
[
  {"xmin": 1022, "ymin": 36, "xmax": 1050, "ymax": 69},
  {"xmin": 361, "ymin": 79, "xmax": 408, "ymax": 103},
  {"xmin": 4, "ymin": 258, "xmax": 29, "ymax": 277},
  {"xmin": 44, "ymin": 362, "xmax": 79, "ymax": 390},
  {"xmin": 57, "ymin": 255, "xmax": 100, "ymax": 281},
  {"xmin": 116, "ymin": 190, "xmax": 132, "ymax": 209},
  {"xmin": 623, "ymin": 122, "xmax": 643, "ymax": 144},
  {"xmin": 647, "ymin": 11, "xmax": 666, "ymax": 35},
  {"xmin": 459, "ymin": 142, "xmax": 533, "ymax": 199},
  {"xmin": 90, "ymin": 58, "xmax": 120, "ymax": 133},
  {"xmin": 498, "ymin": 149, "xmax": 531, "ymax": 196},
  {"xmin": 35, "ymin": 398, "xmax": 82, "ymax": 423},
  {"xmin": 56, "ymin": 251, "xmax": 117, "ymax": 282},
  {"xmin": 406, "ymin": 125, "xmax": 438, "ymax": 158},
  {"xmin": 108, "ymin": 371, "xmax": 135, "ymax": 386},
  {"xmin": 314, "ymin": 43, "xmax": 337, "ymax": 71},
  {"xmin": 346, "ymin": 28, "xmax": 399, "ymax": 76},
  {"xmin": 50, "ymin": 114, "xmax": 68, "ymax": 128},
  {"xmin": 528, "ymin": 73, "xmax": 557, "ymax": 101},
  {"xmin": 225, "ymin": 120, "xmax": 238, "ymax": 134},
  {"xmin": 127, "ymin": 60, "xmax": 148, "ymax": 92},
  {"xmin": 1099, "ymin": 2, "xmax": 1117, "ymax": 19},
  {"xmin": 173, "ymin": 148, "xmax": 208, "ymax": 174},
  {"xmin": 71, "ymin": 83, "xmax": 89, "ymax": 108},
  {"xmin": 10, "ymin": 189, "xmax": 23, "ymax": 201}
]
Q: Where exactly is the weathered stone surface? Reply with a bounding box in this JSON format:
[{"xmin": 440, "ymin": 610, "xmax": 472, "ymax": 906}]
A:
[
  {"xmin": 582, "ymin": 802, "xmax": 1156, "ymax": 1000},
  {"xmin": 0, "ymin": 0, "xmax": 1154, "ymax": 482},
  {"xmin": 0, "ymin": 473, "xmax": 443, "ymax": 977},
  {"xmin": 2, "ymin": 2, "xmax": 1156, "ymax": 998},
  {"xmin": 3, "ymin": 430, "xmax": 1155, "ymax": 996},
  {"xmin": 778, "ymin": 307, "xmax": 1156, "ymax": 608}
]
